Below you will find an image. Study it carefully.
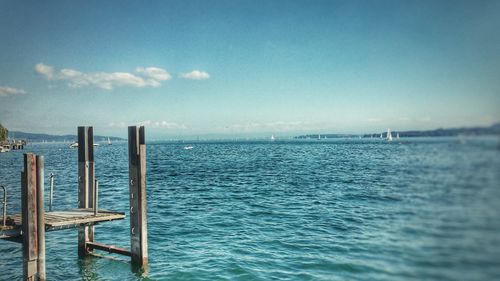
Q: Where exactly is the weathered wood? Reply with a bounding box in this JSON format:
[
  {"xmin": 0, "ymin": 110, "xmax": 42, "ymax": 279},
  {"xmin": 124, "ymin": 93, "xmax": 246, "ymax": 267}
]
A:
[
  {"xmin": 86, "ymin": 241, "xmax": 132, "ymax": 257},
  {"xmin": 77, "ymin": 126, "xmax": 95, "ymax": 257},
  {"xmin": 0, "ymin": 209, "xmax": 125, "ymax": 239},
  {"xmin": 128, "ymin": 126, "xmax": 148, "ymax": 268},
  {"xmin": 36, "ymin": 155, "xmax": 46, "ymax": 281},
  {"xmin": 22, "ymin": 153, "xmax": 38, "ymax": 281}
]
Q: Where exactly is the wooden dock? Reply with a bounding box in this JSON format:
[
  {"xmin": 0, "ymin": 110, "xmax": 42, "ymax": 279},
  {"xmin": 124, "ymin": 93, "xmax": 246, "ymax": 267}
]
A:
[
  {"xmin": 0, "ymin": 209, "xmax": 125, "ymax": 240},
  {"xmin": 0, "ymin": 126, "xmax": 148, "ymax": 281}
]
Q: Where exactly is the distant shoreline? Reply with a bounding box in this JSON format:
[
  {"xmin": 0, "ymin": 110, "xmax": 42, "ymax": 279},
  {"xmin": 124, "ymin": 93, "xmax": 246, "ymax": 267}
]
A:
[{"xmin": 295, "ymin": 123, "xmax": 500, "ymax": 139}]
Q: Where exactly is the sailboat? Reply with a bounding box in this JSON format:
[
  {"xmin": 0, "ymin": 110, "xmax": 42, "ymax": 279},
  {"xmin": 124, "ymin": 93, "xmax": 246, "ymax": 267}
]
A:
[
  {"xmin": 271, "ymin": 135, "xmax": 275, "ymax": 141},
  {"xmin": 396, "ymin": 133, "xmax": 400, "ymax": 140},
  {"xmin": 107, "ymin": 137, "xmax": 112, "ymax": 145},
  {"xmin": 380, "ymin": 133, "xmax": 383, "ymax": 139},
  {"xmin": 386, "ymin": 128, "xmax": 393, "ymax": 141}
]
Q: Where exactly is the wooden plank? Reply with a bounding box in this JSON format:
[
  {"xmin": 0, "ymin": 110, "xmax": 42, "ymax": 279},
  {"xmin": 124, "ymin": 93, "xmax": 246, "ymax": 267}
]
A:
[
  {"xmin": 128, "ymin": 126, "xmax": 148, "ymax": 268},
  {"xmin": 45, "ymin": 213, "xmax": 125, "ymax": 228},
  {"xmin": 0, "ymin": 210, "xmax": 125, "ymax": 241}
]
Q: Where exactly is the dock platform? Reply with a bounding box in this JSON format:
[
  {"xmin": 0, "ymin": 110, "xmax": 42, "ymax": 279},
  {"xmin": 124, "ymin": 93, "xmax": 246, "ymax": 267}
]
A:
[
  {"xmin": 0, "ymin": 126, "xmax": 147, "ymax": 280},
  {"xmin": 0, "ymin": 208, "xmax": 125, "ymax": 240}
]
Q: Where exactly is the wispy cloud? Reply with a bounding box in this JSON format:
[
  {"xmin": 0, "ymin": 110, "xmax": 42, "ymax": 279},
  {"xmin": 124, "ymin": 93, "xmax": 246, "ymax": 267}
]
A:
[
  {"xmin": 136, "ymin": 67, "xmax": 171, "ymax": 81},
  {"xmin": 224, "ymin": 121, "xmax": 313, "ymax": 132},
  {"xmin": 179, "ymin": 70, "xmax": 210, "ymax": 80},
  {"xmin": 367, "ymin": 117, "xmax": 383, "ymax": 123},
  {"xmin": 109, "ymin": 120, "xmax": 187, "ymax": 129},
  {"xmin": 0, "ymin": 86, "xmax": 26, "ymax": 97},
  {"xmin": 35, "ymin": 63, "xmax": 171, "ymax": 90}
]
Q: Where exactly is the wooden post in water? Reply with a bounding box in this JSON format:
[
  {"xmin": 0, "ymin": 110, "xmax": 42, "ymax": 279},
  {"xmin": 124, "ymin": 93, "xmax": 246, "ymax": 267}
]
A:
[
  {"xmin": 22, "ymin": 153, "xmax": 38, "ymax": 280},
  {"xmin": 128, "ymin": 126, "xmax": 148, "ymax": 268},
  {"xmin": 77, "ymin": 126, "xmax": 95, "ymax": 257},
  {"xmin": 22, "ymin": 153, "xmax": 45, "ymax": 280},
  {"xmin": 36, "ymin": 155, "xmax": 46, "ymax": 281}
]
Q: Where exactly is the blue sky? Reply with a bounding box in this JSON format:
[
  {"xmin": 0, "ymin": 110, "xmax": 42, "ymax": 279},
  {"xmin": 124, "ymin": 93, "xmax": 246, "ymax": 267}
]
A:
[{"xmin": 0, "ymin": 0, "xmax": 499, "ymax": 138}]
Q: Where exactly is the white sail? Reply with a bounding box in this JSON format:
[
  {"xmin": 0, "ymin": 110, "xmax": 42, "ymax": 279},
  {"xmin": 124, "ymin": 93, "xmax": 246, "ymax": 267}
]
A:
[
  {"xmin": 387, "ymin": 128, "xmax": 393, "ymax": 141},
  {"xmin": 396, "ymin": 133, "xmax": 400, "ymax": 139},
  {"xmin": 271, "ymin": 135, "xmax": 275, "ymax": 141},
  {"xmin": 107, "ymin": 137, "xmax": 112, "ymax": 145}
]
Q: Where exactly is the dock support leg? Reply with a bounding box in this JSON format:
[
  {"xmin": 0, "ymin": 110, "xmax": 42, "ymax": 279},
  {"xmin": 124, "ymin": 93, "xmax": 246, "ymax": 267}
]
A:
[
  {"xmin": 128, "ymin": 126, "xmax": 148, "ymax": 268},
  {"xmin": 22, "ymin": 153, "xmax": 45, "ymax": 281},
  {"xmin": 36, "ymin": 156, "xmax": 45, "ymax": 281},
  {"xmin": 77, "ymin": 126, "xmax": 95, "ymax": 257}
]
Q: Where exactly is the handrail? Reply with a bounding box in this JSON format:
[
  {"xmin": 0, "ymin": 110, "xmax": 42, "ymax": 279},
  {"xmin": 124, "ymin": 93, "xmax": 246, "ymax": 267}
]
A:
[
  {"xmin": 94, "ymin": 179, "xmax": 99, "ymax": 216},
  {"xmin": 49, "ymin": 173, "xmax": 54, "ymax": 211},
  {"xmin": 1, "ymin": 185, "xmax": 6, "ymax": 227}
]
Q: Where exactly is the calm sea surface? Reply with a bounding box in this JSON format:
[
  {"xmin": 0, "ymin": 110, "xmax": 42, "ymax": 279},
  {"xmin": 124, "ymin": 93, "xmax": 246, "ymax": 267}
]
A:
[{"xmin": 1, "ymin": 137, "xmax": 499, "ymax": 280}]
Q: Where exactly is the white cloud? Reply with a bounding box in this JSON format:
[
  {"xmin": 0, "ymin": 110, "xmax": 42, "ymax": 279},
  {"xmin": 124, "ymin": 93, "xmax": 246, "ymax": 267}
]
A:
[
  {"xmin": 179, "ymin": 70, "xmax": 210, "ymax": 80},
  {"xmin": 226, "ymin": 121, "xmax": 310, "ymax": 132},
  {"xmin": 137, "ymin": 120, "xmax": 187, "ymax": 129},
  {"xmin": 35, "ymin": 63, "xmax": 171, "ymax": 90},
  {"xmin": 109, "ymin": 120, "xmax": 187, "ymax": 129},
  {"xmin": 0, "ymin": 86, "xmax": 26, "ymax": 97},
  {"xmin": 35, "ymin": 63, "xmax": 54, "ymax": 79},
  {"xmin": 136, "ymin": 67, "xmax": 172, "ymax": 81}
]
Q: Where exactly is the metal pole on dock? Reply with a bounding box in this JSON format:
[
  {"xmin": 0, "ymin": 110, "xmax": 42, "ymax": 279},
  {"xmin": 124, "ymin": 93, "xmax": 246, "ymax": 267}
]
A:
[
  {"xmin": 94, "ymin": 179, "xmax": 98, "ymax": 216},
  {"xmin": 1, "ymin": 185, "xmax": 6, "ymax": 227},
  {"xmin": 49, "ymin": 173, "xmax": 54, "ymax": 212},
  {"xmin": 128, "ymin": 126, "xmax": 148, "ymax": 268},
  {"xmin": 77, "ymin": 126, "xmax": 95, "ymax": 257}
]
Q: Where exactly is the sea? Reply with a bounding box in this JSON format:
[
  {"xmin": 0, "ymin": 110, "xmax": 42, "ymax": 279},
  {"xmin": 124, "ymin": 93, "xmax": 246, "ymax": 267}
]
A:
[{"xmin": 1, "ymin": 137, "xmax": 499, "ymax": 280}]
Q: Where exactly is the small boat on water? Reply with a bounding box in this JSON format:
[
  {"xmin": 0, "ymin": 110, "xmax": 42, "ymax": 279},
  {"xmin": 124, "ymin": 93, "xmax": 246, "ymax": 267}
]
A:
[
  {"xmin": 386, "ymin": 128, "xmax": 393, "ymax": 141},
  {"xmin": 69, "ymin": 142, "xmax": 100, "ymax": 148},
  {"xmin": 183, "ymin": 145, "xmax": 193, "ymax": 150},
  {"xmin": 107, "ymin": 137, "xmax": 112, "ymax": 145},
  {"xmin": 271, "ymin": 135, "xmax": 275, "ymax": 141}
]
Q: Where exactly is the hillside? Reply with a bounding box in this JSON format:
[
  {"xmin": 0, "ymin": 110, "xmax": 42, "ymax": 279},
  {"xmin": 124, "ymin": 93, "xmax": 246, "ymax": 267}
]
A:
[{"xmin": 8, "ymin": 131, "xmax": 124, "ymax": 143}]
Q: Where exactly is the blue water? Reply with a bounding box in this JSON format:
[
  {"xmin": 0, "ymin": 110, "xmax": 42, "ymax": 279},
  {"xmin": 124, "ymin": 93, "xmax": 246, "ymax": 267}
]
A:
[{"xmin": 1, "ymin": 137, "xmax": 500, "ymax": 280}]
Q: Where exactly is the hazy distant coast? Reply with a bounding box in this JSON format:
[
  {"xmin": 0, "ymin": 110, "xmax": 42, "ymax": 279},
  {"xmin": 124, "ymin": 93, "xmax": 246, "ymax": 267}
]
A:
[
  {"xmin": 7, "ymin": 123, "xmax": 500, "ymax": 142},
  {"xmin": 296, "ymin": 123, "xmax": 500, "ymax": 139},
  {"xmin": 7, "ymin": 131, "xmax": 124, "ymax": 143}
]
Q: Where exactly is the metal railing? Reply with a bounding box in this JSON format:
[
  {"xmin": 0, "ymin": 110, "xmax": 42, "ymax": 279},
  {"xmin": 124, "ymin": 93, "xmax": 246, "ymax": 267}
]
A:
[
  {"xmin": 1, "ymin": 185, "xmax": 6, "ymax": 227},
  {"xmin": 49, "ymin": 173, "xmax": 54, "ymax": 211}
]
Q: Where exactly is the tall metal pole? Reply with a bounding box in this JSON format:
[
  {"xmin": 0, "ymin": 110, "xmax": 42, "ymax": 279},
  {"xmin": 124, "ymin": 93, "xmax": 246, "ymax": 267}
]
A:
[
  {"xmin": 49, "ymin": 173, "xmax": 54, "ymax": 212},
  {"xmin": 77, "ymin": 126, "xmax": 95, "ymax": 257},
  {"xmin": 128, "ymin": 126, "xmax": 148, "ymax": 268}
]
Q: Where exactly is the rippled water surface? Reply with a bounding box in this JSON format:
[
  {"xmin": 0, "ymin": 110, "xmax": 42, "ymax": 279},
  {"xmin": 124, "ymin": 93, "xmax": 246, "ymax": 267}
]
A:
[{"xmin": 1, "ymin": 138, "xmax": 500, "ymax": 280}]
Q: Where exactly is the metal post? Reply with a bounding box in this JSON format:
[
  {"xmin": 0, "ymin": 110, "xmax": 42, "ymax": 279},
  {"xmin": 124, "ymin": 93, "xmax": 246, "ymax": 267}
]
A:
[
  {"xmin": 49, "ymin": 173, "xmax": 54, "ymax": 212},
  {"xmin": 94, "ymin": 179, "xmax": 98, "ymax": 216},
  {"xmin": 1, "ymin": 185, "xmax": 6, "ymax": 227},
  {"xmin": 78, "ymin": 126, "xmax": 95, "ymax": 257},
  {"xmin": 128, "ymin": 126, "xmax": 148, "ymax": 268},
  {"xmin": 36, "ymin": 155, "xmax": 46, "ymax": 281}
]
